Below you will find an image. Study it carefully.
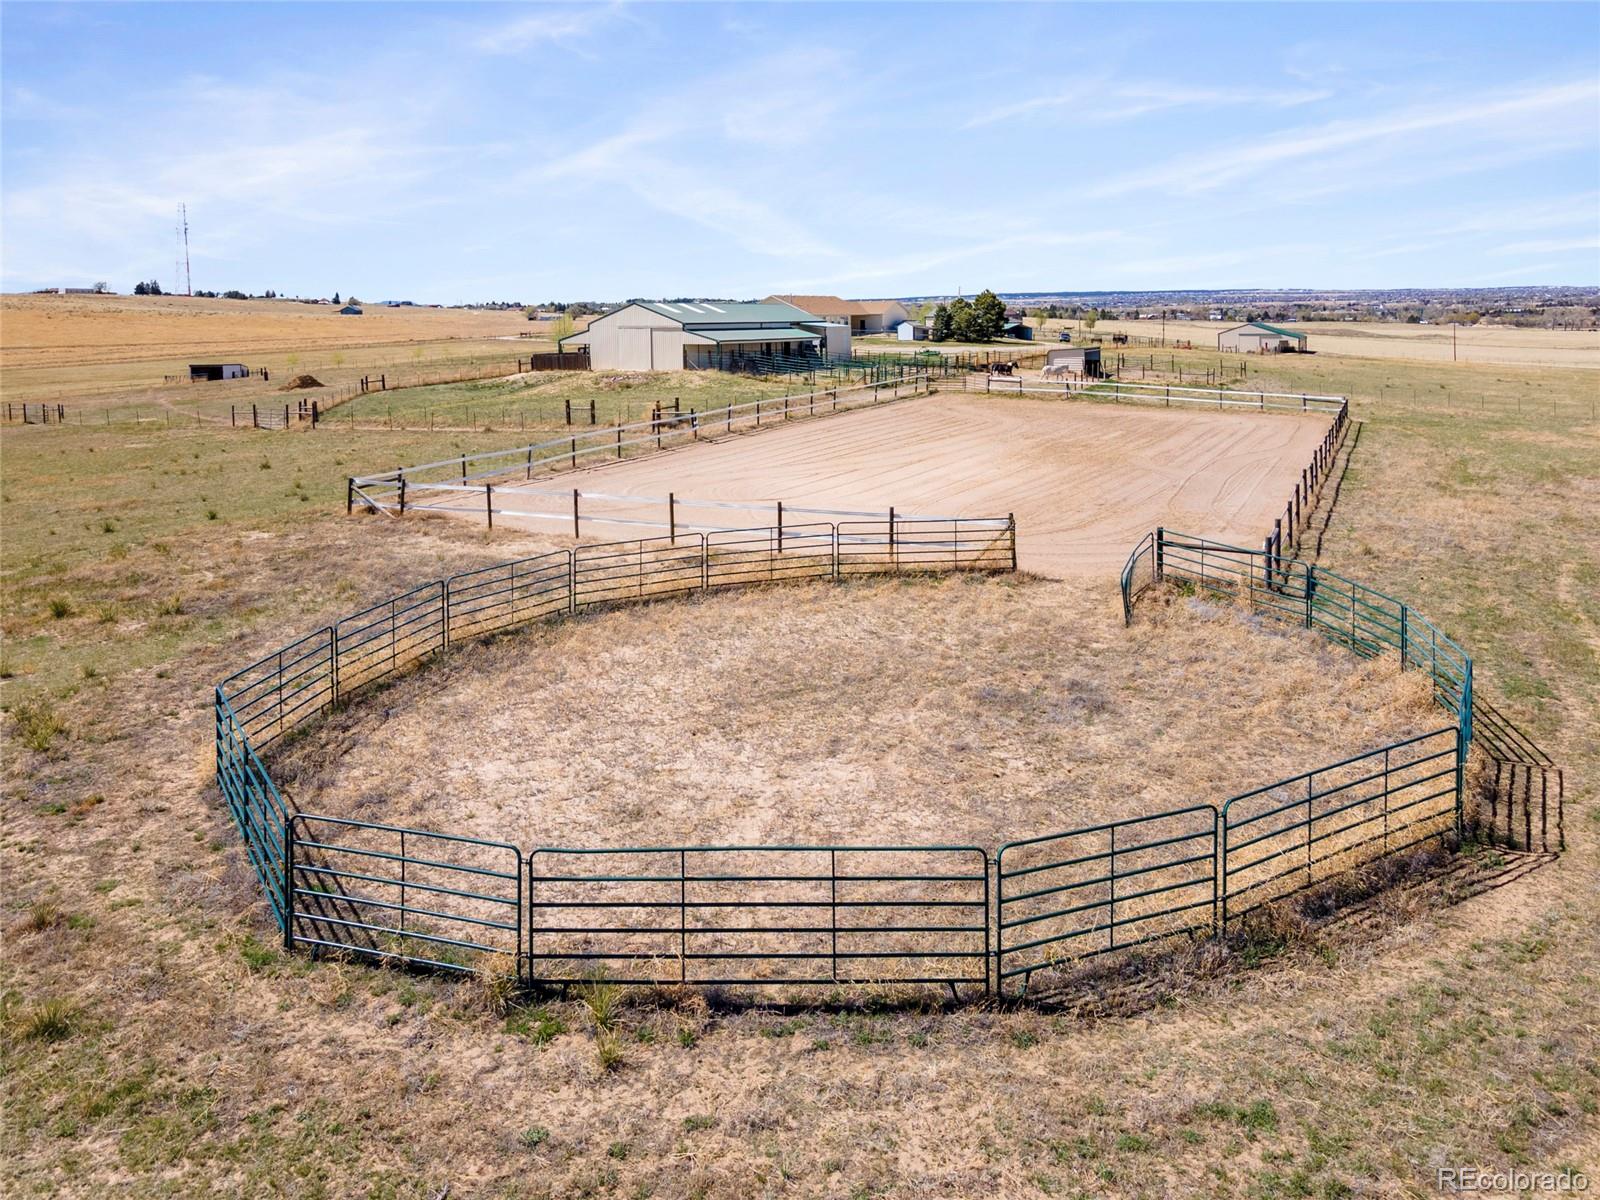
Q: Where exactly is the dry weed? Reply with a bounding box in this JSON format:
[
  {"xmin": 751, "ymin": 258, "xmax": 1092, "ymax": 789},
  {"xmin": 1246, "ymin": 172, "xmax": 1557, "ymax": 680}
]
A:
[{"xmin": 464, "ymin": 952, "xmax": 519, "ymax": 1018}]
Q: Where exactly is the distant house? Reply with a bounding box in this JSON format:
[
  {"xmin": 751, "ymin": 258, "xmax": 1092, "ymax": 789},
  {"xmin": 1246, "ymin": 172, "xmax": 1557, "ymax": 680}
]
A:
[
  {"xmin": 1216, "ymin": 321, "xmax": 1307, "ymax": 353},
  {"xmin": 339, "ymin": 304, "xmax": 363, "ymax": 316},
  {"xmin": 560, "ymin": 300, "xmax": 845, "ymax": 370},
  {"xmin": 1001, "ymin": 320, "xmax": 1034, "ymax": 341},
  {"xmin": 765, "ymin": 294, "xmax": 909, "ymax": 336},
  {"xmin": 189, "ymin": 363, "xmax": 249, "ymax": 381},
  {"xmin": 895, "ymin": 320, "xmax": 928, "ymax": 341}
]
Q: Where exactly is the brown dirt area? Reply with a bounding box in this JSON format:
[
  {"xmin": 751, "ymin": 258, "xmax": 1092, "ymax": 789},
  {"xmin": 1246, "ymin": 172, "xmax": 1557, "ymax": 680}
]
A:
[
  {"xmin": 270, "ymin": 573, "xmax": 1439, "ymax": 852},
  {"xmin": 414, "ymin": 395, "xmax": 1332, "ymax": 577}
]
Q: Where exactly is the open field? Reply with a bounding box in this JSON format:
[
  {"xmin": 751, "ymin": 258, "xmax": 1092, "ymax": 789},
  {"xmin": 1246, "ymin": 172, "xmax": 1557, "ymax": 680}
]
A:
[
  {"xmin": 2, "ymin": 318, "xmax": 1598, "ymax": 1196},
  {"xmin": 334, "ymin": 367, "xmax": 799, "ymax": 431},
  {"xmin": 270, "ymin": 572, "xmax": 1437, "ymax": 850},
  {"xmin": 1057, "ymin": 316, "xmax": 1600, "ymax": 368},
  {"xmin": 0, "ymin": 292, "xmax": 552, "ymax": 415},
  {"xmin": 424, "ymin": 394, "xmax": 1333, "ymax": 576},
  {"xmin": 0, "ymin": 292, "xmax": 533, "ymax": 369}
]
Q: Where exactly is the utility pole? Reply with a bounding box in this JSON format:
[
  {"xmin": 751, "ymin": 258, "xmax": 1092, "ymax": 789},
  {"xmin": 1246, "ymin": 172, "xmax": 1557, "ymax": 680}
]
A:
[
  {"xmin": 1452, "ymin": 322, "xmax": 1457, "ymax": 362},
  {"xmin": 181, "ymin": 204, "xmax": 192, "ymax": 297}
]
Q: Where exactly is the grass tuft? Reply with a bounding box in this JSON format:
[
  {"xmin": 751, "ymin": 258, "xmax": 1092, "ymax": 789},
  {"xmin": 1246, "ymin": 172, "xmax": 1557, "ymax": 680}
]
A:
[
  {"xmin": 14, "ymin": 998, "xmax": 77, "ymax": 1043},
  {"xmin": 578, "ymin": 975, "xmax": 623, "ymax": 1032},
  {"xmin": 11, "ymin": 697, "xmax": 66, "ymax": 753}
]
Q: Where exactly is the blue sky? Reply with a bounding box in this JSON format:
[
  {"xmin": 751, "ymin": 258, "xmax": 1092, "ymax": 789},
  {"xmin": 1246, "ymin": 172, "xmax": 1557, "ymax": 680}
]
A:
[{"xmin": 3, "ymin": 2, "xmax": 1597, "ymax": 302}]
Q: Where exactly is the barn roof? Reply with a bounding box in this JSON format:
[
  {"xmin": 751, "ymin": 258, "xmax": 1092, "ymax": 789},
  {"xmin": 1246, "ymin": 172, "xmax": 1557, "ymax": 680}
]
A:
[
  {"xmin": 640, "ymin": 300, "xmax": 819, "ymax": 323},
  {"xmin": 685, "ymin": 326, "xmax": 822, "ymax": 344},
  {"xmin": 1225, "ymin": 321, "xmax": 1305, "ymax": 340}
]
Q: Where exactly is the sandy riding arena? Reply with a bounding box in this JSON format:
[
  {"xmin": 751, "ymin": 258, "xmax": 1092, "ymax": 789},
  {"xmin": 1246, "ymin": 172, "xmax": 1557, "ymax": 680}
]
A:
[{"xmin": 434, "ymin": 395, "xmax": 1334, "ymax": 576}]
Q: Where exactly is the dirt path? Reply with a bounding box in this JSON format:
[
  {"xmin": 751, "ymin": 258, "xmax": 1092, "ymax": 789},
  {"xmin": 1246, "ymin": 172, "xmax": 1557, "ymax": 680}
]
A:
[{"xmin": 417, "ymin": 395, "xmax": 1334, "ymax": 577}]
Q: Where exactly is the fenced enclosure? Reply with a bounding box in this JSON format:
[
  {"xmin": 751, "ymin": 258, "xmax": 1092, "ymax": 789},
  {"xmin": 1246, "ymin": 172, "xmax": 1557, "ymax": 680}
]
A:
[
  {"xmin": 214, "ymin": 521, "xmax": 1502, "ymax": 1002},
  {"xmin": 347, "ymin": 373, "xmax": 936, "ymax": 518}
]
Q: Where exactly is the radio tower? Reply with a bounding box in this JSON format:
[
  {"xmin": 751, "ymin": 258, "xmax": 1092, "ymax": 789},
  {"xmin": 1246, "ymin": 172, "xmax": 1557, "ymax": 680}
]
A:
[{"xmin": 179, "ymin": 204, "xmax": 192, "ymax": 296}]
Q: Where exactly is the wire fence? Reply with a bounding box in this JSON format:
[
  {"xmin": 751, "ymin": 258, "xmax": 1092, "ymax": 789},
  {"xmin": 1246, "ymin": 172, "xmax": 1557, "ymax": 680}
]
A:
[{"xmin": 211, "ymin": 519, "xmax": 1512, "ymax": 1001}]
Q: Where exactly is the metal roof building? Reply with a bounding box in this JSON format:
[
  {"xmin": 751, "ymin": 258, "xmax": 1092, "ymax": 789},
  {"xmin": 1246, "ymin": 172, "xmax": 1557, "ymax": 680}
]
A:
[
  {"xmin": 559, "ymin": 300, "xmax": 848, "ymax": 370},
  {"xmin": 1216, "ymin": 321, "xmax": 1307, "ymax": 353}
]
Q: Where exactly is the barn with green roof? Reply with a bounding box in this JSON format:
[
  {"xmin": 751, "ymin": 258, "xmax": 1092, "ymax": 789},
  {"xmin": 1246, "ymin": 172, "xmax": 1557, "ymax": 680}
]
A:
[{"xmin": 1216, "ymin": 321, "xmax": 1309, "ymax": 353}]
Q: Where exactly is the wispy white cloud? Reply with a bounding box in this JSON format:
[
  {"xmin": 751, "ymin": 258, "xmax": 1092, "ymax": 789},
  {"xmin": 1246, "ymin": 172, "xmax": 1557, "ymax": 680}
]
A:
[
  {"xmin": 1495, "ymin": 235, "xmax": 1600, "ymax": 255},
  {"xmin": 1086, "ymin": 79, "xmax": 1598, "ymax": 198},
  {"xmin": 777, "ymin": 230, "xmax": 1127, "ymax": 292},
  {"xmin": 963, "ymin": 80, "xmax": 1329, "ymax": 130},
  {"xmin": 1, "ymin": 66, "xmax": 474, "ymax": 288},
  {"xmin": 532, "ymin": 48, "xmax": 853, "ymax": 261},
  {"xmin": 471, "ymin": 4, "xmax": 623, "ymax": 55}
]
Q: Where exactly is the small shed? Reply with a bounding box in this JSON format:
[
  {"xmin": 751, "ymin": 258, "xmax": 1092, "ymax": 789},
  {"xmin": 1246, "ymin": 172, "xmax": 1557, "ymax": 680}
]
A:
[
  {"xmin": 1001, "ymin": 320, "xmax": 1034, "ymax": 341},
  {"xmin": 895, "ymin": 320, "xmax": 928, "ymax": 341},
  {"xmin": 1045, "ymin": 346, "xmax": 1102, "ymax": 377},
  {"xmin": 339, "ymin": 304, "xmax": 363, "ymax": 316},
  {"xmin": 189, "ymin": 363, "xmax": 248, "ymax": 381},
  {"xmin": 1217, "ymin": 322, "xmax": 1306, "ymax": 353}
]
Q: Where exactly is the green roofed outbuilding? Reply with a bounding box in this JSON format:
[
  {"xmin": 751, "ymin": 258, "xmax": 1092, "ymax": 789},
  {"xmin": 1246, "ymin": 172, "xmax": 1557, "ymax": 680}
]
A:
[
  {"xmin": 1217, "ymin": 321, "xmax": 1309, "ymax": 354},
  {"xmin": 559, "ymin": 299, "xmax": 850, "ymax": 370}
]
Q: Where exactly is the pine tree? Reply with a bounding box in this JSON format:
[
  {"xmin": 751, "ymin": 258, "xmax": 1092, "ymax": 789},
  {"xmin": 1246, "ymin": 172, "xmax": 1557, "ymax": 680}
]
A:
[
  {"xmin": 948, "ymin": 297, "xmax": 975, "ymax": 342},
  {"xmin": 972, "ymin": 290, "xmax": 1007, "ymax": 341},
  {"xmin": 931, "ymin": 303, "xmax": 953, "ymax": 342}
]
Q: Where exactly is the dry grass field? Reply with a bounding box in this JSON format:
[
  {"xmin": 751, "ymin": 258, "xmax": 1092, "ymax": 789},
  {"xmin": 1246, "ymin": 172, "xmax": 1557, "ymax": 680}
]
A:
[
  {"xmin": 269, "ymin": 574, "xmax": 1437, "ymax": 851},
  {"xmin": 1062, "ymin": 316, "xmax": 1600, "ymax": 369},
  {"xmin": 0, "ymin": 292, "xmax": 531, "ymax": 370},
  {"xmin": 2, "ymin": 298, "xmax": 1597, "ymax": 1198},
  {"xmin": 0, "ymin": 292, "xmax": 543, "ymax": 414}
]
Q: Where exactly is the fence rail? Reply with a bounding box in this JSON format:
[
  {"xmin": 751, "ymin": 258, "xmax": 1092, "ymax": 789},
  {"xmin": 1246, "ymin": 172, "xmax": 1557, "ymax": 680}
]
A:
[
  {"xmin": 348, "ymin": 374, "xmax": 936, "ymax": 515},
  {"xmin": 527, "ymin": 845, "xmax": 990, "ymax": 990},
  {"xmin": 962, "ymin": 378, "xmax": 1347, "ymax": 416},
  {"xmin": 216, "ymin": 526, "xmax": 1506, "ymax": 999}
]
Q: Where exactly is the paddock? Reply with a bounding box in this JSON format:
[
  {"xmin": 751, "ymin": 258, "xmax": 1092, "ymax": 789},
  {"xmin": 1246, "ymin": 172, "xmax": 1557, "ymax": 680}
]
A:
[{"xmin": 413, "ymin": 394, "xmax": 1335, "ymax": 577}]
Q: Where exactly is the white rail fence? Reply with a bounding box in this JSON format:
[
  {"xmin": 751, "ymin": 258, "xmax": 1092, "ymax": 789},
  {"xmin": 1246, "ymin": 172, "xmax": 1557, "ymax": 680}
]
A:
[{"xmin": 961, "ymin": 375, "xmax": 1346, "ymax": 415}]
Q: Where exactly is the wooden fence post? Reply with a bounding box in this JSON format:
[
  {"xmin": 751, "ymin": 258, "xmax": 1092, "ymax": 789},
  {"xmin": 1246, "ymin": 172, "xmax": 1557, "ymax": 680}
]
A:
[
  {"xmin": 572, "ymin": 489, "xmax": 580, "ymax": 539},
  {"xmin": 485, "ymin": 484, "xmax": 494, "ymax": 529}
]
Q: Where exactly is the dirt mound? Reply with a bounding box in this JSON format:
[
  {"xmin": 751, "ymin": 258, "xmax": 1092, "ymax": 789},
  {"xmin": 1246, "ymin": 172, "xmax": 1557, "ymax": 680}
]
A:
[{"xmin": 280, "ymin": 374, "xmax": 325, "ymax": 390}]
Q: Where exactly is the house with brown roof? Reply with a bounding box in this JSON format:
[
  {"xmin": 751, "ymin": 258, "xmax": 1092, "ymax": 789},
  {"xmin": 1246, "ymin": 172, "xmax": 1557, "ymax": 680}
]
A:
[{"xmin": 765, "ymin": 294, "xmax": 910, "ymax": 336}]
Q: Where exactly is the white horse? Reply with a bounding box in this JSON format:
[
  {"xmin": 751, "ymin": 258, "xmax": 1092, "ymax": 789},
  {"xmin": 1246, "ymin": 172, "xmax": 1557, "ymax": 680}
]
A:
[{"xmin": 1041, "ymin": 363, "xmax": 1073, "ymax": 381}]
